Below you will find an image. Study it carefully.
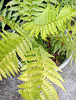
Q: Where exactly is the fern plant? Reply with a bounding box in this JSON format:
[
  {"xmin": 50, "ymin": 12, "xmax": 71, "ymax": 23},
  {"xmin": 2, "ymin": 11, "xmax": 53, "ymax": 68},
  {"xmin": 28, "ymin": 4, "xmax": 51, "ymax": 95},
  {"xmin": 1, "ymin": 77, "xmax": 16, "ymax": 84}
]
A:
[{"xmin": 0, "ymin": 0, "xmax": 76, "ymax": 100}]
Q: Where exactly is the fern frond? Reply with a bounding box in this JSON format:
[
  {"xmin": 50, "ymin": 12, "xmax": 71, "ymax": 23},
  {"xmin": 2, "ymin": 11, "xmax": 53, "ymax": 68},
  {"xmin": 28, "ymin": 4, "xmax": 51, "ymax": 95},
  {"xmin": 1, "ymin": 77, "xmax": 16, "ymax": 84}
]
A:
[
  {"xmin": 17, "ymin": 0, "xmax": 45, "ymax": 21},
  {"xmin": 0, "ymin": 15, "xmax": 21, "ymax": 31},
  {"xmin": 5, "ymin": 0, "xmax": 44, "ymax": 22},
  {"xmin": 18, "ymin": 45, "xmax": 65, "ymax": 100},
  {"xmin": 0, "ymin": 27, "xmax": 33, "ymax": 80},
  {"xmin": 0, "ymin": 0, "xmax": 4, "ymax": 10},
  {"xmin": 0, "ymin": 7, "xmax": 20, "ymax": 29},
  {"xmin": 6, "ymin": 0, "xmax": 59, "ymax": 22},
  {"xmin": 6, "ymin": 0, "xmax": 21, "ymax": 20},
  {"xmin": 59, "ymin": 0, "xmax": 76, "ymax": 10},
  {"xmin": 23, "ymin": 5, "xmax": 76, "ymax": 39},
  {"xmin": 0, "ymin": 0, "xmax": 21, "ymax": 28},
  {"xmin": 1, "ymin": 0, "xmax": 59, "ymax": 27}
]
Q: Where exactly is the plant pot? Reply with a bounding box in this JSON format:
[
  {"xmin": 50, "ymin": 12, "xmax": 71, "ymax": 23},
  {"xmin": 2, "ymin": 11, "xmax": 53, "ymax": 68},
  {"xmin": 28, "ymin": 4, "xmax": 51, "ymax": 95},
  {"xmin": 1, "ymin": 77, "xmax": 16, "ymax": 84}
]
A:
[{"xmin": 59, "ymin": 53, "xmax": 73, "ymax": 70}]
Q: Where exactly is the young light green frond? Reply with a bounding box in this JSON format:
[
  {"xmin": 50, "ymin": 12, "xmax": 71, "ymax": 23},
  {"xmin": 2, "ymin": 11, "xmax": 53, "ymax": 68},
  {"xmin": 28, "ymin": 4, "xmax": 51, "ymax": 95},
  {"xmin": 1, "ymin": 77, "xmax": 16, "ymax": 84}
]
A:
[
  {"xmin": 18, "ymin": 45, "xmax": 65, "ymax": 100},
  {"xmin": 23, "ymin": 6, "xmax": 76, "ymax": 39},
  {"xmin": 0, "ymin": 28, "xmax": 33, "ymax": 80}
]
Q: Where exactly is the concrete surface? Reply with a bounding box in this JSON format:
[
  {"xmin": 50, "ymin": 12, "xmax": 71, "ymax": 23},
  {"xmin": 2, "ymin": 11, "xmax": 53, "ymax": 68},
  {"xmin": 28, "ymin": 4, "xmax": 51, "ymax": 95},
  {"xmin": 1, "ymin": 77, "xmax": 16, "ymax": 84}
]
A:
[
  {"xmin": 0, "ymin": 74, "xmax": 24, "ymax": 100},
  {"xmin": 56, "ymin": 60, "xmax": 76, "ymax": 100},
  {"xmin": 0, "ymin": 60, "xmax": 76, "ymax": 100}
]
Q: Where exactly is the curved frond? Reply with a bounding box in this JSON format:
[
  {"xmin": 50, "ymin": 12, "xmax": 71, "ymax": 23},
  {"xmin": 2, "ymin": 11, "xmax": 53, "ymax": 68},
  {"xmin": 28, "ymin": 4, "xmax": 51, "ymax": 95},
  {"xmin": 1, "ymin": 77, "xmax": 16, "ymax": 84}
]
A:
[
  {"xmin": 0, "ymin": 27, "xmax": 33, "ymax": 81},
  {"xmin": 18, "ymin": 46, "xmax": 65, "ymax": 100},
  {"xmin": 23, "ymin": 5, "xmax": 76, "ymax": 39}
]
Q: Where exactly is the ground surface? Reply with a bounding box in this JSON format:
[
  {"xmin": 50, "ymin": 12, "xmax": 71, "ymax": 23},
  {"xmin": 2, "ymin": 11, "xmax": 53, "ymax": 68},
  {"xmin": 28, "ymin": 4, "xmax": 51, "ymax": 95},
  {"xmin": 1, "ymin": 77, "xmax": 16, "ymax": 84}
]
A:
[
  {"xmin": 0, "ymin": 60, "xmax": 76, "ymax": 100},
  {"xmin": 56, "ymin": 60, "xmax": 76, "ymax": 100}
]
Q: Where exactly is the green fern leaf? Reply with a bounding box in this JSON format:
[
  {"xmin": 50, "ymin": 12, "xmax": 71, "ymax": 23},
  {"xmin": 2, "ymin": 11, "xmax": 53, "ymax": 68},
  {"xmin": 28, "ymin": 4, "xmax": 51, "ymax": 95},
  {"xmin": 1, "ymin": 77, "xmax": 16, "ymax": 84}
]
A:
[
  {"xmin": 18, "ymin": 46, "xmax": 65, "ymax": 100},
  {"xmin": 3, "ymin": 0, "xmax": 58, "ymax": 24},
  {"xmin": 0, "ymin": 0, "xmax": 21, "ymax": 28},
  {"xmin": 0, "ymin": 27, "xmax": 33, "ymax": 80},
  {"xmin": 0, "ymin": 0, "xmax": 4, "ymax": 10},
  {"xmin": 23, "ymin": 5, "xmax": 76, "ymax": 39},
  {"xmin": 19, "ymin": 0, "xmax": 45, "ymax": 21},
  {"xmin": 6, "ymin": 0, "xmax": 50, "ymax": 22}
]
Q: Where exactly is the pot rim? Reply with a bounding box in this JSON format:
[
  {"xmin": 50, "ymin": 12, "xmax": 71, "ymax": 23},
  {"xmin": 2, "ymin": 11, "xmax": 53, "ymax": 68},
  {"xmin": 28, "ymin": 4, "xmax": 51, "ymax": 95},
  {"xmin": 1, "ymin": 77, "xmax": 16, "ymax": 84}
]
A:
[{"xmin": 59, "ymin": 52, "xmax": 73, "ymax": 70}]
